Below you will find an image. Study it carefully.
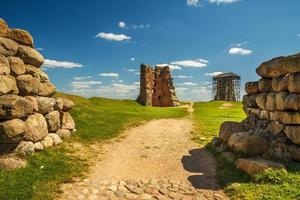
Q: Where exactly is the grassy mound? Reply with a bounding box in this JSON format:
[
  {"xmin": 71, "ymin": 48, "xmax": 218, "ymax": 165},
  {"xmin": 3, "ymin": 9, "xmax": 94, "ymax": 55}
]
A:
[{"xmin": 0, "ymin": 93, "xmax": 188, "ymax": 200}]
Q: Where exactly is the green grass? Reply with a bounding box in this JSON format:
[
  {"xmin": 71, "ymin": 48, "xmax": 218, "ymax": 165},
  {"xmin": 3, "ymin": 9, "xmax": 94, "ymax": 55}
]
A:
[
  {"xmin": 193, "ymin": 101, "xmax": 300, "ymax": 200},
  {"xmin": 192, "ymin": 101, "xmax": 245, "ymax": 145},
  {"xmin": 0, "ymin": 93, "xmax": 188, "ymax": 200}
]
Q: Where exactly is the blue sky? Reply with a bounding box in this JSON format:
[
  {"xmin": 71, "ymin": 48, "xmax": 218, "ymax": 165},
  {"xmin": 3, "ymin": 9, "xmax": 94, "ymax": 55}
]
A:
[{"xmin": 2, "ymin": 0, "xmax": 300, "ymax": 101}]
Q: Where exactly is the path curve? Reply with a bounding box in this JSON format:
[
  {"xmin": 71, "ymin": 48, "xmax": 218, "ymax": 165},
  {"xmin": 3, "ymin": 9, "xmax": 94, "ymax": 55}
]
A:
[{"xmin": 58, "ymin": 118, "xmax": 227, "ymax": 200}]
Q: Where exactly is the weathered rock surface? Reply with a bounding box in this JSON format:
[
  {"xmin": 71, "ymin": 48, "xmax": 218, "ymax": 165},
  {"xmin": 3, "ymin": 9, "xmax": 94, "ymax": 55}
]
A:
[
  {"xmin": 0, "ymin": 55, "xmax": 10, "ymax": 75},
  {"xmin": 245, "ymin": 81, "xmax": 259, "ymax": 94},
  {"xmin": 16, "ymin": 74, "xmax": 39, "ymax": 96},
  {"xmin": 256, "ymin": 53, "xmax": 300, "ymax": 78},
  {"xmin": 289, "ymin": 145, "xmax": 300, "ymax": 162},
  {"xmin": 45, "ymin": 110, "xmax": 60, "ymax": 131},
  {"xmin": 258, "ymin": 78, "xmax": 272, "ymax": 92},
  {"xmin": 0, "ymin": 155, "xmax": 27, "ymax": 170},
  {"xmin": 276, "ymin": 92, "xmax": 288, "ymax": 111},
  {"xmin": 0, "ymin": 75, "xmax": 19, "ymax": 95},
  {"xmin": 235, "ymin": 158, "xmax": 285, "ymax": 175},
  {"xmin": 219, "ymin": 121, "xmax": 245, "ymax": 142},
  {"xmin": 25, "ymin": 64, "xmax": 48, "ymax": 82},
  {"xmin": 24, "ymin": 96, "xmax": 38, "ymax": 112},
  {"xmin": 242, "ymin": 94, "xmax": 257, "ymax": 108},
  {"xmin": 278, "ymin": 111, "xmax": 300, "ymax": 125},
  {"xmin": 8, "ymin": 28, "xmax": 34, "ymax": 47},
  {"xmin": 288, "ymin": 73, "xmax": 300, "ymax": 93},
  {"xmin": 0, "ymin": 36, "xmax": 19, "ymax": 56},
  {"xmin": 14, "ymin": 141, "xmax": 34, "ymax": 156},
  {"xmin": 228, "ymin": 132, "xmax": 269, "ymax": 156},
  {"xmin": 256, "ymin": 93, "xmax": 268, "ymax": 110},
  {"xmin": 0, "ymin": 95, "xmax": 34, "ymax": 120},
  {"xmin": 38, "ymin": 81, "xmax": 56, "ymax": 97},
  {"xmin": 284, "ymin": 94, "xmax": 300, "ymax": 111},
  {"xmin": 7, "ymin": 56, "xmax": 26, "ymax": 76},
  {"xmin": 56, "ymin": 129, "xmax": 71, "ymax": 139},
  {"xmin": 284, "ymin": 126, "xmax": 300, "ymax": 144},
  {"xmin": 55, "ymin": 97, "xmax": 74, "ymax": 111},
  {"xmin": 48, "ymin": 133, "xmax": 62, "ymax": 145},
  {"xmin": 0, "ymin": 119, "xmax": 28, "ymax": 142},
  {"xmin": 61, "ymin": 112, "xmax": 75, "ymax": 130},
  {"xmin": 16, "ymin": 45, "xmax": 44, "ymax": 67},
  {"xmin": 33, "ymin": 141, "xmax": 44, "ymax": 151},
  {"xmin": 41, "ymin": 136, "xmax": 54, "ymax": 148},
  {"xmin": 36, "ymin": 96, "xmax": 55, "ymax": 114},
  {"xmin": 24, "ymin": 113, "xmax": 48, "ymax": 142},
  {"xmin": 0, "ymin": 18, "xmax": 9, "ymax": 37}
]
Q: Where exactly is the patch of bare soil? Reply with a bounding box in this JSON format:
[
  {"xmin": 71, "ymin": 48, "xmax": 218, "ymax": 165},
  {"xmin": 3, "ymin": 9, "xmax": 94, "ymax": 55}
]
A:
[
  {"xmin": 58, "ymin": 117, "xmax": 227, "ymax": 200},
  {"xmin": 219, "ymin": 103, "xmax": 233, "ymax": 109}
]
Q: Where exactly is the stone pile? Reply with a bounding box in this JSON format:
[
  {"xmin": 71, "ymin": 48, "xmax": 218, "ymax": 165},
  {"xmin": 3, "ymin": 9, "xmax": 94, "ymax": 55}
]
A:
[
  {"xmin": 137, "ymin": 64, "xmax": 180, "ymax": 107},
  {"xmin": 216, "ymin": 52, "xmax": 300, "ymax": 174},
  {"xmin": 0, "ymin": 18, "xmax": 76, "ymax": 167}
]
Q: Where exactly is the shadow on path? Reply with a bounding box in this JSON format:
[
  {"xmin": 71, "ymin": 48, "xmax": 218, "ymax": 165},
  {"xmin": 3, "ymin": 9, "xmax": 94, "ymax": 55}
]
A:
[{"xmin": 182, "ymin": 148, "xmax": 221, "ymax": 190}]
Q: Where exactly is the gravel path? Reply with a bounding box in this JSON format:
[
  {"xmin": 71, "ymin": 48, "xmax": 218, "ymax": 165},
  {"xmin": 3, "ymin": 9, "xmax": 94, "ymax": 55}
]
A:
[{"xmin": 58, "ymin": 117, "xmax": 228, "ymax": 200}]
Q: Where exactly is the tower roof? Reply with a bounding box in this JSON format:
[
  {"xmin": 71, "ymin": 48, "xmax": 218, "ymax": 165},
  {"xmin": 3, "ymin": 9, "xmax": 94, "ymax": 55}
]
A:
[{"xmin": 213, "ymin": 72, "xmax": 240, "ymax": 80}]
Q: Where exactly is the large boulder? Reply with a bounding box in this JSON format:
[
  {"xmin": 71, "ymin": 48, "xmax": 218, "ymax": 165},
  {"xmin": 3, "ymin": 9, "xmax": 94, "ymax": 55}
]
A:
[
  {"xmin": 0, "ymin": 18, "xmax": 9, "ymax": 37},
  {"xmin": 36, "ymin": 96, "xmax": 56, "ymax": 114},
  {"xmin": 284, "ymin": 94, "xmax": 300, "ymax": 111},
  {"xmin": 258, "ymin": 78, "xmax": 272, "ymax": 92},
  {"xmin": 242, "ymin": 94, "xmax": 258, "ymax": 108},
  {"xmin": 245, "ymin": 81, "xmax": 259, "ymax": 94},
  {"xmin": 288, "ymin": 73, "xmax": 300, "ymax": 93},
  {"xmin": 25, "ymin": 64, "xmax": 48, "ymax": 82},
  {"xmin": 0, "ymin": 55, "xmax": 10, "ymax": 75},
  {"xmin": 8, "ymin": 28, "xmax": 34, "ymax": 47},
  {"xmin": 276, "ymin": 92, "xmax": 289, "ymax": 111},
  {"xmin": 55, "ymin": 97, "xmax": 74, "ymax": 111},
  {"xmin": 14, "ymin": 141, "xmax": 34, "ymax": 157},
  {"xmin": 284, "ymin": 126, "xmax": 300, "ymax": 145},
  {"xmin": 16, "ymin": 45, "xmax": 44, "ymax": 67},
  {"xmin": 272, "ymin": 75, "xmax": 289, "ymax": 92},
  {"xmin": 256, "ymin": 53, "xmax": 300, "ymax": 78},
  {"xmin": 266, "ymin": 92, "xmax": 277, "ymax": 111},
  {"xmin": 61, "ymin": 112, "xmax": 75, "ymax": 130},
  {"xmin": 219, "ymin": 121, "xmax": 245, "ymax": 142},
  {"xmin": 0, "ymin": 95, "xmax": 34, "ymax": 120},
  {"xmin": 256, "ymin": 93, "xmax": 268, "ymax": 110},
  {"xmin": 277, "ymin": 111, "xmax": 300, "ymax": 125},
  {"xmin": 7, "ymin": 56, "xmax": 26, "ymax": 76},
  {"xmin": 24, "ymin": 113, "xmax": 48, "ymax": 142},
  {"xmin": 0, "ymin": 119, "xmax": 28, "ymax": 143},
  {"xmin": 45, "ymin": 110, "xmax": 60, "ymax": 132},
  {"xmin": 228, "ymin": 132, "xmax": 269, "ymax": 156},
  {"xmin": 24, "ymin": 96, "xmax": 38, "ymax": 112},
  {"xmin": 0, "ymin": 37, "xmax": 19, "ymax": 56},
  {"xmin": 0, "ymin": 75, "xmax": 19, "ymax": 95},
  {"xmin": 235, "ymin": 158, "xmax": 285, "ymax": 175},
  {"xmin": 16, "ymin": 74, "xmax": 39, "ymax": 96},
  {"xmin": 38, "ymin": 81, "xmax": 56, "ymax": 97}
]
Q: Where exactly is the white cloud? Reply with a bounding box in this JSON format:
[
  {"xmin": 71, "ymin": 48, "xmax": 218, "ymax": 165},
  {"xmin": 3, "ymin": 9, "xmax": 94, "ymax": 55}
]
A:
[
  {"xmin": 297, "ymin": 33, "xmax": 300, "ymax": 37},
  {"xmin": 36, "ymin": 47, "xmax": 44, "ymax": 51},
  {"xmin": 156, "ymin": 64, "xmax": 182, "ymax": 70},
  {"xmin": 95, "ymin": 32, "xmax": 131, "ymax": 42},
  {"xmin": 175, "ymin": 75, "xmax": 193, "ymax": 79},
  {"xmin": 112, "ymin": 79, "xmax": 124, "ymax": 83},
  {"xmin": 132, "ymin": 24, "xmax": 150, "ymax": 29},
  {"xmin": 205, "ymin": 72, "xmax": 223, "ymax": 77},
  {"xmin": 99, "ymin": 73, "xmax": 119, "ymax": 77},
  {"xmin": 170, "ymin": 59, "xmax": 209, "ymax": 68},
  {"xmin": 123, "ymin": 68, "xmax": 137, "ymax": 72},
  {"xmin": 43, "ymin": 59, "xmax": 83, "ymax": 69},
  {"xmin": 229, "ymin": 47, "xmax": 252, "ymax": 55},
  {"xmin": 70, "ymin": 80, "xmax": 101, "ymax": 90},
  {"xmin": 73, "ymin": 76, "xmax": 92, "ymax": 81},
  {"xmin": 187, "ymin": 0, "xmax": 200, "ymax": 7},
  {"xmin": 118, "ymin": 21, "xmax": 126, "ymax": 29},
  {"xmin": 133, "ymin": 82, "xmax": 140, "ymax": 85},
  {"xmin": 130, "ymin": 57, "xmax": 135, "ymax": 61},
  {"xmin": 209, "ymin": 0, "xmax": 239, "ymax": 4},
  {"xmin": 178, "ymin": 82, "xmax": 197, "ymax": 86}
]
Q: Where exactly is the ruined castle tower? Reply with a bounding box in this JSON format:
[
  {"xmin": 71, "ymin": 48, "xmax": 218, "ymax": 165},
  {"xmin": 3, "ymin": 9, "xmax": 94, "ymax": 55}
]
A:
[
  {"xmin": 213, "ymin": 72, "xmax": 241, "ymax": 101},
  {"xmin": 137, "ymin": 64, "xmax": 180, "ymax": 107}
]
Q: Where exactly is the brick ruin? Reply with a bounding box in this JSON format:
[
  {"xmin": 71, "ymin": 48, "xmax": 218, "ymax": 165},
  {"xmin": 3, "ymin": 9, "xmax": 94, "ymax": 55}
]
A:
[
  {"xmin": 215, "ymin": 52, "xmax": 300, "ymax": 174},
  {"xmin": 0, "ymin": 19, "xmax": 76, "ymax": 169},
  {"xmin": 137, "ymin": 64, "xmax": 180, "ymax": 107}
]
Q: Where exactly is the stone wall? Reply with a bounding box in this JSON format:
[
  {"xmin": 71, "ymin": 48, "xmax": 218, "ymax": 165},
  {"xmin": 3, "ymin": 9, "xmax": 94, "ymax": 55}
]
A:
[
  {"xmin": 137, "ymin": 64, "xmax": 180, "ymax": 107},
  {"xmin": 0, "ymin": 18, "xmax": 76, "ymax": 162},
  {"xmin": 216, "ymin": 52, "xmax": 300, "ymax": 174}
]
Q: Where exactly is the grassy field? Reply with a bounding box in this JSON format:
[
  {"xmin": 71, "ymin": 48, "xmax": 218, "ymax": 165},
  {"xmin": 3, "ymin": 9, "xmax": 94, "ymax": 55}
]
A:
[
  {"xmin": 0, "ymin": 93, "xmax": 188, "ymax": 200},
  {"xmin": 192, "ymin": 101, "xmax": 300, "ymax": 200}
]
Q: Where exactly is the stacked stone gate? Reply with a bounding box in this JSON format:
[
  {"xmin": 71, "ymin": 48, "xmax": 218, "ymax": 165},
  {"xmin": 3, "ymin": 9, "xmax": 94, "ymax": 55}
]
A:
[
  {"xmin": 137, "ymin": 64, "xmax": 180, "ymax": 107},
  {"xmin": 0, "ymin": 18, "xmax": 76, "ymax": 163}
]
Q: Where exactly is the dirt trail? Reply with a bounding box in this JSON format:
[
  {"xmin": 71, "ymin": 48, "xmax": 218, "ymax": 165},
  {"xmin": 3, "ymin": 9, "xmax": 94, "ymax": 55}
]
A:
[{"xmin": 58, "ymin": 105, "xmax": 227, "ymax": 200}]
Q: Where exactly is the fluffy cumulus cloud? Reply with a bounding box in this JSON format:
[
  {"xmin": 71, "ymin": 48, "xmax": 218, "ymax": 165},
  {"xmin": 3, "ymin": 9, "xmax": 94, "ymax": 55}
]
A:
[
  {"xmin": 205, "ymin": 71, "xmax": 223, "ymax": 76},
  {"xmin": 123, "ymin": 68, "xmax": 137, "ymax": 72},
  {"xmin": 73, "ymin": 76, "xmax": 92, "ymax": 81},
  {"xmin": 229, "ymin": 47, "xmax": 252, "ymax": 55},
  {"xmin": 95, "ymin": 32, "xmax": 131, "ymax": 42},
  {"xmin": 170, "ymin": 59, "xmax": 209, "ymax": 68},
  {"xmin": 187, "ymin": 0, "xmax": 200, "ymax": 7},
  {"xmin": 43, "ymin": 59, "xmax": 83, "ymax": 69},
  {"xmin": 118, "ymin": 21, "xmax": 126, "ymax": 29},
  {"xmin": 208, "ymin": 0, "xmax": 239, "ymax": 4},
  {"xmin": 99, "ymin": 73, "xmax": 119, "ymax": 77},
  {"xmin": 156, "ymin": 64, "xmax": 182, "ymax": 70}
]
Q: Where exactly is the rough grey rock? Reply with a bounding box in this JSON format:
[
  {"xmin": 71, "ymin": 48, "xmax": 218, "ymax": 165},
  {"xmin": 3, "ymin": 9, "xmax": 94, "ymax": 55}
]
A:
[
  {"xmin": 33, "ymin": 142, "xmax": 44, "ymax": 151},
  {"xmin": 36, "ymin": 96, "xmax": 56, "ymax": 114},
  {"xmin": 16, "ymin": 45, "xmax": 44, "ymax": 67},
  {"xmin": 38, "ymin": 81, "xmax": 56, "ymax": 97},
  {"xmin": 45, "ymin": 110, "xmax": 60, "ymax": 132},
  {"xmin": 61, "ymin": 112, "xmax": 75, "ymax": 130},
  {"xmin": 24, "ymin": 113, "xmax": 48, "ymax": 142},
  {"xmin": 25, "ymin": 64, "xmax": 48, "ymax": 82},
  {"xmin": 55, "ymin": 97, "xmax": 74, "ymax": 111},
  {"xmin": 16, "ymin": 74, "xmax": 40, "ymax": 96},
  {"xmin": 0, "ymin": 118, "xmax": 28, "ymax": 142},
  {"xmin": 219, "ymin": 121, "xmax": 245, "ymax": 142},
  {"xmin": 0, "ymin": 55, "xmax": 10, "ymax": 75},
  {"xmin": 48, "ymin": 133, "xmax": 62, "ymax": 145},
  {"xmin": 284, "ymin": 126, "xmax": 300, "ymax": 144},
  {"xmin": 0, "ymin": 36, "xmax": 19, "ymax": 56},
  {"xmin": 7, "ymin": 56, "xmax": 26, "ymax": 76},
  {"xmin": 0, "ymin": 75, "xmax": 19, "ymax": 95},
  {"xmin": 56, "ymin": 129, "xmax": 72, "ymax": 139},
  {"xmin": 14, "ymin": 141, "xmax": 34, "ymax": 156},
  {"xmin": 8, "ymin": 28, "xmax": 34, "ymax": 47},
  {"xmin": 41, "ymin": 136, "xmax": 54, "ymax": 148}
]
